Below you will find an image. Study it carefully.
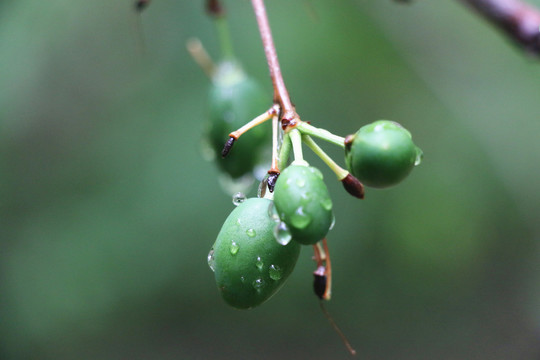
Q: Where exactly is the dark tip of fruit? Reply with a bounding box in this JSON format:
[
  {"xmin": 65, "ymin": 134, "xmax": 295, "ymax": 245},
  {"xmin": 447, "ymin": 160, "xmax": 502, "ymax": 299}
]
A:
[
  {"xmin": 267, "ymin": 171, "xmax": 280, "ymax": 193},
  {"xmin": 344, "ymin": 135, "xmax": 354, "ymax": 152},
  {"xmin": 206, "ymin": 0, "xmax": 225, "ymax": 17},
  {"xmin": 313, "ymin": 266, "xmax": 327, "ymax": 300},
  {"xmin": 341, "ymin": 174, "xmax": 365, "ymax": 199},
  {"xmin": 135, "ymin": 0, "xmax": 149, "ymax": 12},
  {"xmin": 221, "ymin": 137, "xmax": 235, "ymax": 158}
]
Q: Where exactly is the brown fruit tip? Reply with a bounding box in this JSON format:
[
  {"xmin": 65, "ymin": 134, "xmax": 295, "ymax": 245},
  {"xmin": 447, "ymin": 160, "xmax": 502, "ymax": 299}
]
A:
[
  {"xmin": 344, "ymin": 134, "xmax": 354, "ymax": 152},
  {"xmin": 206, "ymin": 0, "xmax": 225, "ymax": 17},
  {"xmin": 135, "ymin": 0, "xmax": 150, "ymax": 12},
  {"xmin": 313, "ymin": 266, "xmax": 327, "ymax": 300},
  {"xmin": 266, "ymin": 171, "xmax": 280, "ymax": 193},
  {"xmin": 341, "ymin": 174, "xmax": 365, "ymax": 199},
  {"xmin": 221, "ymin": 137, "xmax": 235, "ymax": 158}
]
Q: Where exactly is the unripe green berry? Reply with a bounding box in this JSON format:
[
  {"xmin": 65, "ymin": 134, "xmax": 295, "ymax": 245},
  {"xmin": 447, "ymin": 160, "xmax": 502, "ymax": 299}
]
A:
[
  {"xmin": 209, "ymin": 198, "xmax": 301, "ymax": 309},
  {"xmin": 345, "ymin": 120, "xmax": 422, "ymax": 188},
  {"xmin": 207, "ymin": 61, "xmax": 269, "ymax": 179},
  {"xmin": 273, "ymin": 165, "xmax": 334, "ymax": 245}
]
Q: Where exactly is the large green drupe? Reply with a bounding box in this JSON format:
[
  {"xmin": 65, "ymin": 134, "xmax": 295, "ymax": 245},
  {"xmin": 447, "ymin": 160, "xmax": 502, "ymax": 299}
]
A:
[
  {"xmin": 207, "ymin": 61, "xmax": 269, "ymax": 179},
  {"xmin": 273, "ymin": 165, "xmax": 334, "ymax": 245},
  {"xmin": 345, "ymin": 120, "xmax": 421, "ymax": 188},
  {"xmin": 209, "ymin": 198, "xmax": 301, "ymax": 309}
]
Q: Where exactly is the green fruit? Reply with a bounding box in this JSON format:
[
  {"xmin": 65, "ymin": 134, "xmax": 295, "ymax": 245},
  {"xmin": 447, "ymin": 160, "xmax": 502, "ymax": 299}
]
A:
[
  {"xmin": 209, "ymin": 198, "xmax": 301, "ymax": 309},
  {"xmin": 207, "ymin": 61, "xmax": 269, "ymax": 179},
  {"xmin": 345, "ymin": 120, "xmax": 421, "ymax": 188},
  {"xmin": 273, "ymin": 165, "xmax": 334, "ymax": 245}
]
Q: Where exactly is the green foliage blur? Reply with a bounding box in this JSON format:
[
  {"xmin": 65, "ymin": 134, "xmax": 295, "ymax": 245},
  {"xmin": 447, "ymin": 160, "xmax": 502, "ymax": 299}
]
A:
[{"xmin": 1, "ymin": 1, "xmax": 540, "ymax": 359}]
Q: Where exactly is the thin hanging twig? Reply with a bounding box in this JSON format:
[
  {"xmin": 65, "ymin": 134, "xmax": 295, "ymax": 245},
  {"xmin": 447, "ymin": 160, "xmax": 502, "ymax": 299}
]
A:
[{"xmin": 457, "ymin": 0, "xmax": 540, "ymax": 56}]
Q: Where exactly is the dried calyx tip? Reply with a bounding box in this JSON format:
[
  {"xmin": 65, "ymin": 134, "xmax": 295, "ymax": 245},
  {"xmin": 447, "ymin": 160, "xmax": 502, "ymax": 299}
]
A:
[
  {"xmin": 266, "ymin": 171, "xmax": 280, "ymax": 193},
  {"xmin": 135, "ymin": 0, "xmax": 149, "ymax": 12},
  {"xmin": 221, "ymin": 137, "xmax": 235, "ymax": 158},
  {"xmin": 206, "ymin": 0, "xmax": 225, "ymax": 17},
  {"xmin": 313, "ymin": 266, "xmax": 327, "ymax": 300},
  {"xmin": 344, "ymin": 134, "xmax": 354, "ymax": 152},
  {"xmin": 341, "ymin": 174, "xmax": 365, "ymax": 199}
]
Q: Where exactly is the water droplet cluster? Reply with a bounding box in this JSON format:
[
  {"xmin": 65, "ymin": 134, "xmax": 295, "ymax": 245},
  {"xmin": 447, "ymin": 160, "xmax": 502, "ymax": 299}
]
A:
[{"xmin": 209, "ymin": 198, "xmax": 301, "ymax": 309}]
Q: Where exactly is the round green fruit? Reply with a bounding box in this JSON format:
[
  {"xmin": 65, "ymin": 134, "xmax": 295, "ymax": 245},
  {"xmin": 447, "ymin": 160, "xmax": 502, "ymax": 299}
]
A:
[
  {"xmin": 207, "ymin": 61, "xmax": 269, "ymax": 179},
  {"xmin": 345, "ymin": 120, "xmax": 421, "ymax": 188},
  {"xmin": 273, "ymin": 164, "xmax": 334, "ymax": 245},
  {"xmin": 209, "ymin": 198, "xmax": 301, "ymax": 309}
]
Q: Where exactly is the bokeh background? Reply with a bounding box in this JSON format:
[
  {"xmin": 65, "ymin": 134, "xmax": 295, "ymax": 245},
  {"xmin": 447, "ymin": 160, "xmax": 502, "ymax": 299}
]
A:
[{"xmin": 2, "ymin": 1, "xmax": 540, "ymax": 359}]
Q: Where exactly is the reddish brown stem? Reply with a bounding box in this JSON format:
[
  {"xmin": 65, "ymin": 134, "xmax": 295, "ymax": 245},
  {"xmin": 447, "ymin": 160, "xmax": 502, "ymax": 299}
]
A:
[
  {"xmin": 458, "ymin": 0, "xmax": 540, "ymax": 55},
  {"xmin": 251, "ymin": 0, "xmax": 296, "ymax": 119}
]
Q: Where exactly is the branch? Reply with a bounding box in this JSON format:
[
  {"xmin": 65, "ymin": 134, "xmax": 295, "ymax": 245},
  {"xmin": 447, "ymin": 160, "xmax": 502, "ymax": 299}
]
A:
[
  {"xmin": 251, "ymin": 0, "xmax": 296, "ymax": 121},
  {"xmin": 457, "ymin": 0, "xmax": 540, "ymax": 56}
]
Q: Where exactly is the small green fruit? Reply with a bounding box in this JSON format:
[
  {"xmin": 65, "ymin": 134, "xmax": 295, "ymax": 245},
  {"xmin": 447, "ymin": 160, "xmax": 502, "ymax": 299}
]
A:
[
  {"xmin": 209, "ymin": 198, "xmax": 301, "ymax": 309},
  {"xmin": 273, "ymin": 165, "xmax": 334, "ymax": 245},
  {"xmin": 345, "ymin": 120, "xmax": 422, "ymax": 188},
  {"xmin": 207, "ymin": 61, "xmax": 269, "ymax": 179}
]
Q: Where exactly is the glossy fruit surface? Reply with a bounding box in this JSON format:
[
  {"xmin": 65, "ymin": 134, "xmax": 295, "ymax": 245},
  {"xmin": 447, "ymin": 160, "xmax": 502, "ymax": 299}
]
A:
[
  {"xmin": 345, "ymin": 120, "xmax": 421, "ymax": 188},
  {"xmin": 209, "ymin": 198, "xmax": 301, "ymax": 309},
  {"xmin": 207, "ymin": 61, "xmax": 269, "ymax": 179},
  {"xmin": 273, "ymin": 165, "xmax": 333, "ymax": 245}
]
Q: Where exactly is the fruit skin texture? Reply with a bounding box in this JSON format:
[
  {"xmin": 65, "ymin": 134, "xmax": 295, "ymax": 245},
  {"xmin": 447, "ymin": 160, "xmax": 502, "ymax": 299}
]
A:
[
  {"xmin": 210, "ymin": 198, "xmax": 301, "ymax": 309},
  {"xmin": 273, "ymin": 165, "xmax": 333, "ymax": 245},
  {"xmin": 207, "ymin": 61, "xmax": 269, "ymax": 179},
  {"xmin": 345, "ymin": 120, "xmax": 420, "ymax": 188}
]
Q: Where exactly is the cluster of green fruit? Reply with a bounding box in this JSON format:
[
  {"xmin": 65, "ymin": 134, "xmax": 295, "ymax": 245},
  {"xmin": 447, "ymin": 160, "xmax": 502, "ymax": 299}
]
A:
[{"xmin": 204, "ymin": 59, "xmax": 422, "ymax": 309}]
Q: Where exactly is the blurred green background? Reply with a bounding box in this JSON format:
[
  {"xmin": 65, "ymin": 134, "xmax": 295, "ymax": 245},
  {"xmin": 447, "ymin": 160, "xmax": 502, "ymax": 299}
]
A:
[{"xmin": 2, "ymin": 1, "xmax": 540, "ymax": 359}]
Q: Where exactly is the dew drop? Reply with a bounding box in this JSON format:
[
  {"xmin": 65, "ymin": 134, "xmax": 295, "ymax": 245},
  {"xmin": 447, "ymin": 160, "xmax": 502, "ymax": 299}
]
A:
[
  {"xmin": 329, "ymin": 214, "xmax": 336, "ymax": 231},
  {"xmin": 207, "ymin": 248, "xmax": 216, "ymax": 272},
  {"xmin": 255, "ymin": 256, "xmax": 264, "ymax": 271},
  {"xmin": 269, "ymin": 264, "xmax": 282, "ymax": 280},
  {"xmin": 252, "ymin": 278, "xmax": 266, "ymax": 291},
  {"xmin": 257, "ymin": 177, "xmax": 267, "ymax": 198},
  {"xmin": 268, "ymin": 203, "xmax": 281, "ymax": 223},
  {"xmin": 290, "ymin": 207, "xmax": 311, "ymax": 229},
  {"xmin": 300, "ymin": 192, "xmax": 312, "ymax": 204},
  {"xmin": 414, "ymin": 147, "xmax": 424, "ymax": 166},
  {"xmin": 230, "ymin": 240, "xmax": 239, "ymax": 255},
  {"xmin": 320, "ymin": 197, "xmax": 333, "ymax": 211},
  {"xmin": 232, "ymin": 192, "xmax": 246, "ymax": 206},
  {"xmin": 295, "ymin": 178, "xmax": 305, "ymax": 188},
  {"xmin": 246, "ymin": 228, "xmax": 256, "ymax": 237},
  {"xmin": 274, "ymin": 222, "xmax": 292, "ymax": 246}
]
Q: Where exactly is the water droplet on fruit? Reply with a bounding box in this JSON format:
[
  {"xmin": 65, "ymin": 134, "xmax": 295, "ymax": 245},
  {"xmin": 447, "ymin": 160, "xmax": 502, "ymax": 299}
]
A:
[
  {"xmin": 320, "ymin": 197, "xmax": 333, "ymax": 211},
  {"xmin": 232, "ymin": 192, "xmax": 246, "ymax": 206},
  {"xmin": 300, "ymin": 192, "xmax": 312, "ymax": 204},
  {"xmin": 207, "ymin": 248, "xmax": 215, "ymax": 272},
  {"xmin": 269, "ymin": 265, "xmax": 282, "ymax": 280},
  {"xmin": 295, "ymin": 178, "xmax": 305, "ymax": 187},
  {"xmin": 274, "ymin": 222, "xmax": 292, "ymax": 245},
  {"xmin": 230, "ymin": 240, "xmax": 239, "ymax": 255},
  {"xmin": 290, "ymin": 207, "xmax": 311, "ymax": 229},
  {"xmin": 252, "ymin": 278, "xmax": 265, "ymax": 291},
  {"xmin": 268, "ymin": 203, "xmax": 281, "ymax": 222},
  {"xmin": 414, "ymin": 147, "xmax": 423, "ymax": 166},
  {"xmin": 246, "ymin": 228, "xmax": 256, "ymax": 237},
  {"xmin": 329, "ymin": 214, "xmax": 336, "ymax": 230},
  {"xmin": 255, "ymin": 256, "xmax": 264, "ymax": 271}
]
